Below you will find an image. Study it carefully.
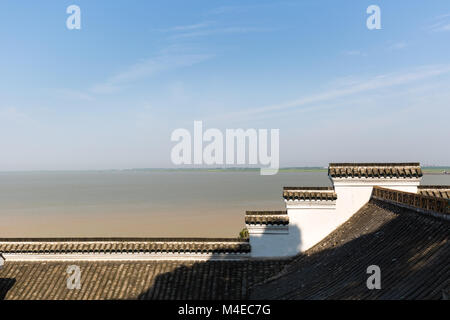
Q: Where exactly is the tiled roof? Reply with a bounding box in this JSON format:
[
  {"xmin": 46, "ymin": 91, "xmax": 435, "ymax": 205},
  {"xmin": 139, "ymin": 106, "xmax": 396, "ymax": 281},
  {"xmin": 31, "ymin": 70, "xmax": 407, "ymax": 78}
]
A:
[
  {"xmin": 0, "ymin": 260, "xmax": 286, "ymax": 300},
  {"xmin": 372, "ymin": 186, "xmax": 449, "ymax": 216},
  {"xmin": 283, "ymin": 187, "xmax": 337, "ymax": 201},
  {"xmin": 250, "ymin": 199, "xmax": 450, "ymax": 300},
  {"xmin": 328, "ymin": 163, "xmax": 423, "ymax": 178},
  {"xmin": 245, "ymin": 210, "xmax": 287, "ymax": 215},
  {"xmin": 245, "ymin": 211, "xmax": 288, "ymax": 225},
  {"xmin": 0, "ymin": 238, "xmax": 250, "ymax": 254},
  {"xmin": 418, "ymin": 186, "xmax": 450, "ymax": 199}
]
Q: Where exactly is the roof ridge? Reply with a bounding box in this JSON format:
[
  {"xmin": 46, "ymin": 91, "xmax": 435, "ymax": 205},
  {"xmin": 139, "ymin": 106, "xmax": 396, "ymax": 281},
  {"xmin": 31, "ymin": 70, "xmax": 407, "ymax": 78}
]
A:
[
  {"xmin": 245, "ymin": 215, "xmax": 289, "ymax": 225},
  {"xmin": 418, "ymin": 185, "xmax": 450, "ymax": 189},
  {"xmin": 283, "ymin": 186, "xmax": 334, "ymax": 190},
  {"xmin": 0, "ymin": 237, "xmax": 248, "ymax": 243},
  {"xmin": 245, "ymin": 210, "xmax": 287, "ymax": 215},
  {"xmin": 329, "ymin": 162, "xmax": 421, "ymax": 166},
  {"xmin": 371, "ymin": 186, "xmax": 449, "ymax": 218},
  {"xmin": 283, "ymin": 189, "xmax": 337, "ymax": 201}
]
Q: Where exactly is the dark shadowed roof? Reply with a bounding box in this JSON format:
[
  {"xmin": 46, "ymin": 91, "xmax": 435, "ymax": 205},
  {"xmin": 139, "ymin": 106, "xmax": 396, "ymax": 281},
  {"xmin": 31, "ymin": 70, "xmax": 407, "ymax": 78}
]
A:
[
  {"xmin": 250, "ymin": 199, "xmax": 449, "ymax": 300},
  {"xmin": 328, "ymin": 163, "xmax": 423, "ymax": 178},
  {"xmin": 0, "ymin": 260, "xmax": 285, "ymax": 300}
]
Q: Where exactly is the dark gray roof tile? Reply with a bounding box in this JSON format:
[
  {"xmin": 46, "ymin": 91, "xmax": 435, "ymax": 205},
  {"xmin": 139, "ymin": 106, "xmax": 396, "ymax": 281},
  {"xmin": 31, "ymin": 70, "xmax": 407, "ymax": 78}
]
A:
[
  {"xmin": 0, "ymin": 239, "xmax": 251, "ymax": 254},
  {"xmin": 0, "ymin": 260, "xmax": 286, "ymax": 300},
  {"xmin": 245, "ymin": 215, "xmax": 289, "ymax": 225},
  {"xmin": 328, "ymin": 163, "xmax": 423, "ymax": 178},
  {"xmin": 418, "ymin": 185, "xmax": 450, "ymax": 199},
  {"xmin": 283, "ymin": 187, "xmax": 337, "ymax": 201}
]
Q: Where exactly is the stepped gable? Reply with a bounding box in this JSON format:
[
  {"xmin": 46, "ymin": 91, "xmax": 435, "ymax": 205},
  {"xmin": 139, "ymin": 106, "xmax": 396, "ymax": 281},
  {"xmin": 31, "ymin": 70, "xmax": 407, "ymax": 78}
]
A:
[{"xmin": 328, "ymin": 163, "xmax": 423, "ymax": 178}]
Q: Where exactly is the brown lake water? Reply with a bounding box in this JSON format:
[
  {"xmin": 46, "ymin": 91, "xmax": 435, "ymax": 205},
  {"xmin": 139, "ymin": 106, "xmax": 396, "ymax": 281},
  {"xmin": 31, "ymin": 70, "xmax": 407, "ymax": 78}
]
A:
[{"xmin": 0, "ymin": 171, "xmax": 449, "ymax": 238}]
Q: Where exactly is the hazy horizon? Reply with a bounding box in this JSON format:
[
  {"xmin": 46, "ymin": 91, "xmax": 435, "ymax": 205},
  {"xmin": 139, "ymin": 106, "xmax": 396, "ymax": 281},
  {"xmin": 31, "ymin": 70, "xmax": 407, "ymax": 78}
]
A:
[{"xmin": 1, "ymin": 164, "xmax": 450, "ymax": 173}]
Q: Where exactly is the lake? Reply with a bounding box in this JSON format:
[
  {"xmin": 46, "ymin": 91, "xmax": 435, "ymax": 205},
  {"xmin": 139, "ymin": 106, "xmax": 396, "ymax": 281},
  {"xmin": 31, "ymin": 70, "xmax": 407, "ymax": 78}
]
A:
[{"xmin": 0, "ymin": 171, "xmax": 448, "ymax": 238}]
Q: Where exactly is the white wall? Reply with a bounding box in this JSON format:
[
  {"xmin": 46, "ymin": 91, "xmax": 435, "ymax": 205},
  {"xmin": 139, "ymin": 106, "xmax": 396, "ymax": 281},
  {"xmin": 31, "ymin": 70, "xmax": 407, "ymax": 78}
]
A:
[
  {"xmin": 249, "ymin": 224, "xmax": 300, "ymax": 258},
  {"xmin": 249, "ymin": 202, "xmax": 336, "ymax": 258},
  {"xmin": 333, "ymin": 178, "xmax": 420, "ymax": 218},
  {"xmin": 287, "ymin": 203, "xmax": 337, "ymax": 252}
]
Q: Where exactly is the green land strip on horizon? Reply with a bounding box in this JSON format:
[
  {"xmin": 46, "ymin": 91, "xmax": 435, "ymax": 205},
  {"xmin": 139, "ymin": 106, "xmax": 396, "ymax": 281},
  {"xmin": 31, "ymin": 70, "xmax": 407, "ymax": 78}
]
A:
[
  {"xmin": 2, "ymin": 167, "xmax": 448, "ymax": 174},
  {"xmin": 126, "ymin": 167, "xmax": 450, "ymax": 174}
]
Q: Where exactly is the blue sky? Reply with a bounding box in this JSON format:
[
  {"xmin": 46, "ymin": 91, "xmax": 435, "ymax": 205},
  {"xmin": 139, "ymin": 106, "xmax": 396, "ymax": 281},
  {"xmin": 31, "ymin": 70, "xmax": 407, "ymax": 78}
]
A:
[{"xmin": 0, "ymin": 0, "xmax": 449, "ymax": 170}]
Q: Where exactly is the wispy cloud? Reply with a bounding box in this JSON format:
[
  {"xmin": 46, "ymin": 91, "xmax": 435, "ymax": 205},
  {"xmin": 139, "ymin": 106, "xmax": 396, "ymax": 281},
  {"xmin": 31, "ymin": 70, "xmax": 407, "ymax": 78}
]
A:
[
  {"xmin": 210, "ymin": 64, "xmax": 450, "ymax": 120},
  {"xmin": 169, "ymin": 22, "xmax": 212, "ymax": 31},
  {"xmin": 169, "ymin": 26, "xmax": 272, "ymax": 40},
  {"xmin": 161, "ymin": 20, "xmax": 273, "ymax": 40},
  {"xmin": 90, "ymin": 52, "xmax": 213, "ymax": 94},
  {"xmin": 342, "ymin": 50, "xmax": 364, "ymax": 56},
  {"xmin": 56, "ymin": 89, "xmax": 95, "ymax": 101},
  {"xmin": 207, "ymin": 2, "xmax": 296, "ymax": 15},
  {"xmin": 427, "ymin": 14, "xmax": 450, "ymax": 32},
  {"xmin": 387, "ymin": 41, "xmax": 407, "ymax": 50},
  {"xmin": 0, "ymin": 107, "xmax": 34, "ymax": 125},
  {"xmin": 207, "ymin": 4, "xmax": 261, "ymax": 15}
]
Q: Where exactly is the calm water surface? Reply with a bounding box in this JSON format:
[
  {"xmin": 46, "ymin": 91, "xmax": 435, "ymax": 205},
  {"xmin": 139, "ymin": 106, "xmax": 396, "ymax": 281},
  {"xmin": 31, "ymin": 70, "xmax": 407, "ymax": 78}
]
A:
[{"xmin": 0, "ymin": 172, "xmax": 448, "ymax": 237}]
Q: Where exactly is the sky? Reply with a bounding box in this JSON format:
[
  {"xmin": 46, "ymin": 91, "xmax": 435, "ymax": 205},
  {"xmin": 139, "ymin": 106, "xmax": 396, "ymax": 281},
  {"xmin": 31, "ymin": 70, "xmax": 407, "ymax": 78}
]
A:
[{"xmin": 0, "ymin": 0, "xmax": 449, "ymax": 170}]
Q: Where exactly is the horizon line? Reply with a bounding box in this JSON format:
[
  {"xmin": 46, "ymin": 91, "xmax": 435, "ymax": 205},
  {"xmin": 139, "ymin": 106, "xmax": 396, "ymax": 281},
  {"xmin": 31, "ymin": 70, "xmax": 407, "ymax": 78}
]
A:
[{"xmin": 0, "ymin": 165, "xmax": 449, "ymax": 174}]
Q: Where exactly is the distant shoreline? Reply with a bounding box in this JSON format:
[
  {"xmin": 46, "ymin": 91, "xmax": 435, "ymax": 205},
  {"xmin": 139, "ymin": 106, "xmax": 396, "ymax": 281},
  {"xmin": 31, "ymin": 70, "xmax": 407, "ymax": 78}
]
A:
[{"xmin": 0, "ymin": 167, "xmax": 449, "ymax": 174}]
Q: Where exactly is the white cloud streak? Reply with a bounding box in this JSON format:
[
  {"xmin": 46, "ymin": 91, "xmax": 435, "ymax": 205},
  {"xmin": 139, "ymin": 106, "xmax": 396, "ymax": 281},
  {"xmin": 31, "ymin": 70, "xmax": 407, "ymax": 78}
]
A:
[
  {"xmin": 387, "ymin": 42, "xmax": 407, "ymax": 50},
  {"xmin": 210, "ymin": 64, "xmax": 450, "ymax": 120},
  {"xmin": 169, "ymin": 22, "xmax": 212, "ymax": 31},
  {"xmin": 169, "ymin": 26, "xmax": 272, "ymax": 39},
  {"xmin": 161, "ymin": 19, "xmax": 273, "ymax": 40},
  {"xmin": 427, "ymin": 14, "xmax": 450, "ymax": 32},
  {"xmin": 0, "ymin": 107, "xmax": 34, "ymax": 126},
  {"xmin": 90, "ymin": 53, "xmax": 213, "ymax": 94}
]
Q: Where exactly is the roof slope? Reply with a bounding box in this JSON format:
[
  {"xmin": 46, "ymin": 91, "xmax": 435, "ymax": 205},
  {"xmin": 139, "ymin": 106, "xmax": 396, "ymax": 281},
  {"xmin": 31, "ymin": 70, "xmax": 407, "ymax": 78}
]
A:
[
  {"xmin": 0, "ymin": 260, "xmax": 285, "ymax": 300},
  {"xmin": 250, "ymin": 199, "xmax": 449, "ymax": 300}
]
